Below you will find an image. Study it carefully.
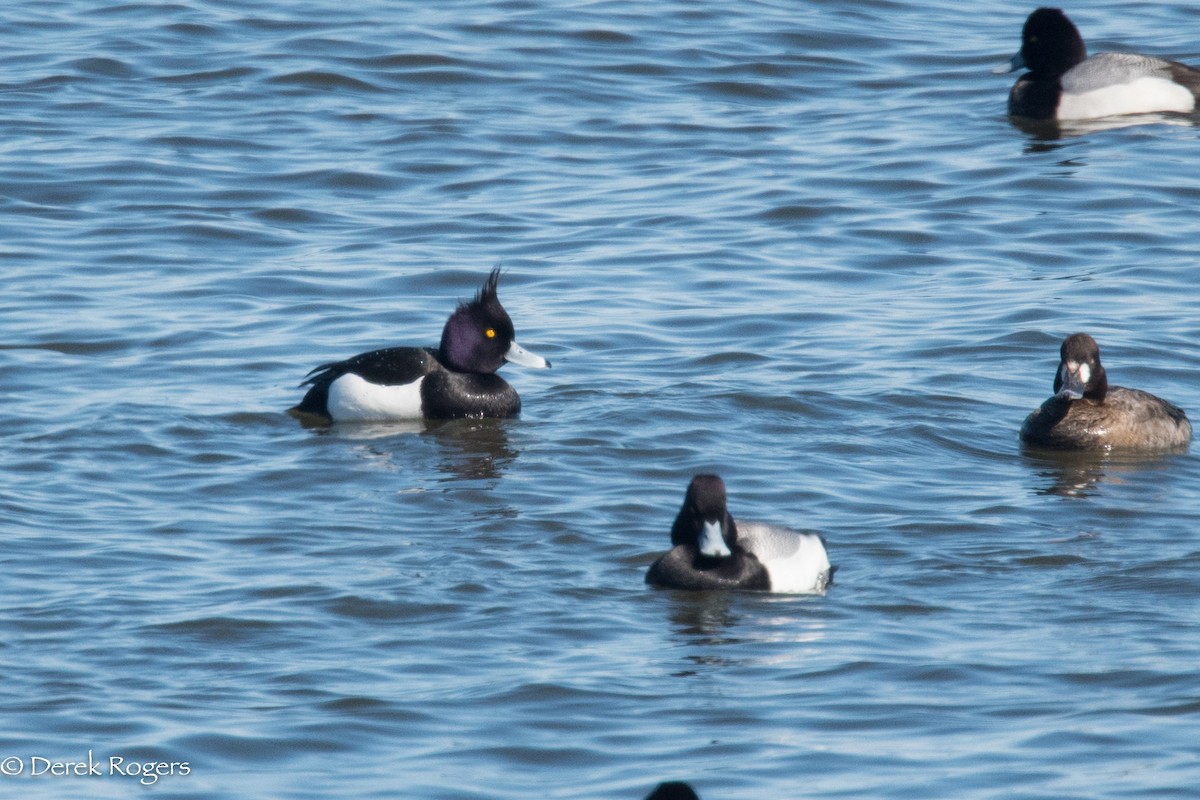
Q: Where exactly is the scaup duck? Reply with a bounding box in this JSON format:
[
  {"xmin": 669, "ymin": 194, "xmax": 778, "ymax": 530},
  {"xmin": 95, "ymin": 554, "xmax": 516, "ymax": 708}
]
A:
[
  {"xmin": 1020, "ymin": 333, "xmax": 1191, "ymax": 450},
  {"xmin": 995, "ymin": 8, "xmax": 1200, "ymax": 120},
  {"xmin": 290, "ymin": 267, "xmax": 550, "ymax": 423},
  {"xmin": 646, "ymin": 475, "xmax": 834, "ymax": 594}
]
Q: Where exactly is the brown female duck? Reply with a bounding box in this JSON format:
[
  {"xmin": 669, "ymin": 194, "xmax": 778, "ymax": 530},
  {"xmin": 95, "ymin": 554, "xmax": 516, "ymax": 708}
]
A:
[{"xmin": 1020, "ymin": 333, "xmax": 1191, "ymax": 450}]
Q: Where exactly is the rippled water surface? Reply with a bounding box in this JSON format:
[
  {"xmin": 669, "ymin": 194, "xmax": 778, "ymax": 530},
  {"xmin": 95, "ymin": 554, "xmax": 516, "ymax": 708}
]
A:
[{"xmin": 3, "ymin": 1, "xmax": 1200, "ymax": 798}]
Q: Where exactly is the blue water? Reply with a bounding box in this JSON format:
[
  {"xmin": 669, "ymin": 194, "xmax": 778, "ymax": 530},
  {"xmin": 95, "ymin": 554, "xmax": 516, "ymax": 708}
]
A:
[{"xmin": 3, "ymin": 1, "xmax": 1199, "ymax": 798}]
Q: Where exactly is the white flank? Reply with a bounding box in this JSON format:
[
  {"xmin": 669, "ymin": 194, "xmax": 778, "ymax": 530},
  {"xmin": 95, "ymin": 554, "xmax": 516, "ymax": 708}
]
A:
[
  {"xmin": 1058, "ymin": 76, "xmax": 1195, "ymax": 120},
  {"xmin": 737, "ymin": 522, "xmax": 832, "ymax": 594},
  {"xmin": 326, "ymin": 373, "xmax": 424, "ymax": 421}
]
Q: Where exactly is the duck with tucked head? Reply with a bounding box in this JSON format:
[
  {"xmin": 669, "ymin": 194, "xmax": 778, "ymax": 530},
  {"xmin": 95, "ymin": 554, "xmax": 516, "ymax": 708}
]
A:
[
  {"xmin": 995, "ymin": 8, "xmax": 1200, "ymax": 121},
  {"xmin": 1020, "ymin": 333, "xmax": 1191, "ymax": 451},
  {"xmin": 646, "ymin": 475, "xmax": 834, "ymax": 594},
  {"xmin": 290, "ymin": 267, "xmax": 550, "ymax": 424}
]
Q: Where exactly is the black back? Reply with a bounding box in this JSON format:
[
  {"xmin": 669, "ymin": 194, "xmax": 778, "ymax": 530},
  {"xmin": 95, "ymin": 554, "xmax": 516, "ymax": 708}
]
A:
[{"xmin": 1167, "ymin": 61, "xmax": 1200, "ymax": 95}]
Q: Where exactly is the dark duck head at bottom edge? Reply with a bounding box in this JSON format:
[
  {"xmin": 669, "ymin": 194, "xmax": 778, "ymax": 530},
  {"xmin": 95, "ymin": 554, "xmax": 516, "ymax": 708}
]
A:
[{"xmin": 644, "ymin": 782, "xmax": 700, "ymax": 800}]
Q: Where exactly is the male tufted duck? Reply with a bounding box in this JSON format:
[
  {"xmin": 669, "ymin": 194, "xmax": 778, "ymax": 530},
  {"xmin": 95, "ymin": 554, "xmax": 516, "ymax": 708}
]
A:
[
  {"xmin": 995, "ymin": 8, "xmax": 1200, "ymax": 120},
  {"xmin": 1020, "ymin": 333, "xmax": 1191, "ymax": 450},
  {"xmin": 646, "ymin": 475, "xmax": 834, "ymax": 594},
  {"xmin": 290, "ymin": 267, "xmax": 550, "ymax": 424}
]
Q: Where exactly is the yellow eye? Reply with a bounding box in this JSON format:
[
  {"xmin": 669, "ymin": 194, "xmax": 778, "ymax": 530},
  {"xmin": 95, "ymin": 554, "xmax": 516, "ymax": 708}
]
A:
[{"xmin": 485, "ymin": 328, "xmax": 496, "ymax": 339}]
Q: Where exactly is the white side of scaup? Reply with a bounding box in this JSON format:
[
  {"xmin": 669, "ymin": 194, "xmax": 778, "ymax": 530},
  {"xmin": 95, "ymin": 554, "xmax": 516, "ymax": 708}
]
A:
[
  {"xmin": 737, "ymin": 522, "xmax": 832, "ymax": 594},
  {"xmin": 325, "ymin": 373, "xmax": 424, "ymax": 421},
  {"xmin": 1058, "ymin": 72, "xmax": 1195, "ymax": 120}
]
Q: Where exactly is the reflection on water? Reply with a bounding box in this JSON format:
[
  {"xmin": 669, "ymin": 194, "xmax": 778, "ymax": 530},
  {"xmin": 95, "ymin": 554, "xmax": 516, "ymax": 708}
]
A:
[
  {"xmin": 1021, "ymin": 445, "xmax": 1187, "ymax": 498},
  {"xmin": 426, "ymin": 418, "xmax": 518, "ymax": 482},
  {"xmin": 313, "ymin": 419, "xmax": 429, "ymax": 439},
  {"xmin": 301, "ymin": 416, "xmax": 517, "ymax": 481},
  {"xmin": 1012, "ymin": 112, "xmax": 1198, "ymax": 144},
  {"xmin": 659, "ymin": 589, "xmax": 830, "ymax": 653},
  {"xmin": 660, "ymin": 590, "xmax": 742, "ymax": 645}
]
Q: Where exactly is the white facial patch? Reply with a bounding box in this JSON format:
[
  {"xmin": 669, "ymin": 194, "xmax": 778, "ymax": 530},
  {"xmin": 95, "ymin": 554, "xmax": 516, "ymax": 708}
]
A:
[
  {"xmin": 698, "ymin": 520, "xmax": 732, "ymax": 558},
  {"xmin": 1074, "ymin": 361, "xmax": 1090, "ymax": 385},
  {"xmin": 326, "ymin": 373, "xmax": 424, "ymax": 421},
  {"xmin": 1061, "ymin": 360, "xmax": 1090, "ymax": 386}
]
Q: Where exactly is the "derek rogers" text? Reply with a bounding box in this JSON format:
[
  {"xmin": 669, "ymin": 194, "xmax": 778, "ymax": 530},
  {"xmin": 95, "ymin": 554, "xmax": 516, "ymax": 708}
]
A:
[{"xmin": 0, "ymin": 751, "xmax": 190, "ymax": 785}]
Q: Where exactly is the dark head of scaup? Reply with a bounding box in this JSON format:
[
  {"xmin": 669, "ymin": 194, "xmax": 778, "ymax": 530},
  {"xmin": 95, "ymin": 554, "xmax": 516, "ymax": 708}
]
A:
[
  {"xmin": 645, "ymin": 475, "xmax": 834, "ymax": 594},
  {"xmin": 289, "ymin": 267, "xmax": 550, "ymax": 424},
  {"xmin": 1020, "ymin": 333, "xmax": 1192, "ymax": 450},
  {"xmin": 995, "ymin": 8, "xmax": 1200, "ymax": 120},
  {"xmin": 644, "ymin": 782, "xmax": 700, "ymax": 800}
]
